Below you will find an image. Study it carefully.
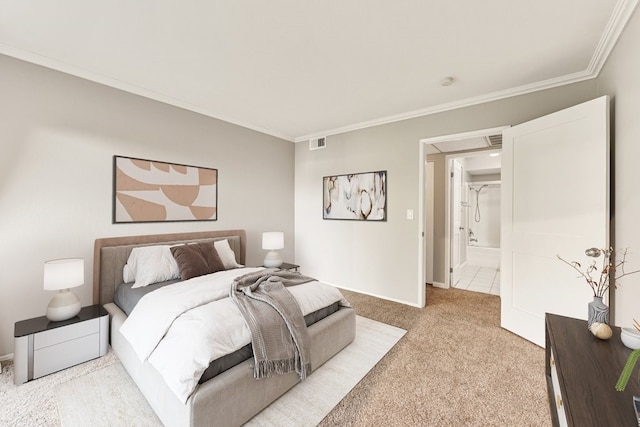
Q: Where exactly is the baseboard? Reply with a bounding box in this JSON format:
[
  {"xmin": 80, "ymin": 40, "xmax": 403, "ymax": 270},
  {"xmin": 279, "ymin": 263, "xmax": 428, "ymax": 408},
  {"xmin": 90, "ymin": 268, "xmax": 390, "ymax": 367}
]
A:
[
  {"xmin": 0, "ymin": 353, "xmax": 14, "ymax": 362},
  {"xmin": 432, "ymin": 281, "xmax": 448, "ymax": 289},
  {"xmin": 324, "ymin": 282, "xmax": 423, "ymax": 308}
]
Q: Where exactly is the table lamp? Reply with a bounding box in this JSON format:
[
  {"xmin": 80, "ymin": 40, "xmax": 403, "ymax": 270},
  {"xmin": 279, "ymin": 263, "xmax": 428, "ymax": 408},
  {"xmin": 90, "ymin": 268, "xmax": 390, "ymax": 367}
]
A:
[
  {"xmin": 262, "ymin": 232, "xmax": 284, "ymax": 267},
  {"xmin": 44, "ymin": 258, "xmax": 84, "ymax": 321}
]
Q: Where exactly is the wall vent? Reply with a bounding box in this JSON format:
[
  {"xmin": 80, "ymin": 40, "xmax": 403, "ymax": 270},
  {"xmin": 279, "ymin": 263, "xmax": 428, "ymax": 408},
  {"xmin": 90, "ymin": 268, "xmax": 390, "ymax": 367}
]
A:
[
  {"xmin": 486, "ymin": 134, "xmax": 502, "ymax": 146},
  {"xmin": 309, "ymin": 137, "xmax": 327, "ymax": 151}
]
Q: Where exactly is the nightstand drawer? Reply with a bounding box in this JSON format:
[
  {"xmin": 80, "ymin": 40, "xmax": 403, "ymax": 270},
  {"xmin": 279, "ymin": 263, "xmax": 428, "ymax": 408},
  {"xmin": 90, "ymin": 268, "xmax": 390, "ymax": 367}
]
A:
[
  {"xmin": 33, "ymin": 332, "xmax": 100, "ymax": 378},
  {"xmin": 34, "ymin": 318, "xmax": 99, "ymax": 350}
]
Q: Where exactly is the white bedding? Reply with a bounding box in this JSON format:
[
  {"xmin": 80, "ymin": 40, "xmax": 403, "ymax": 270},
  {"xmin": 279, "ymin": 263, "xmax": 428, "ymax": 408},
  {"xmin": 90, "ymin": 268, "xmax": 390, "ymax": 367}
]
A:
[{"xmin": 119, "ymin": 267, "xmax": 348, "ymax": 403}]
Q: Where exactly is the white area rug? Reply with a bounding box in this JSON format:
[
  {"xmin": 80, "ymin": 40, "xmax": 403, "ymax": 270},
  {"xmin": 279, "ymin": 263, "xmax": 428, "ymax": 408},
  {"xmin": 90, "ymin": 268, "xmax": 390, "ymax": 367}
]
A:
[
  {"xmin": 245, "ymin": 315, "xmax": 405, "ymax": 426},
  {"xmin": 0, "ymin": 350, "xmax": 120, "ymax": 427},
  {"xmin": 55, "ymin": 316, "xmax": 405, "ymax": 427},
  {"xmin": 57, "ymin": 363, "xmax": 161, "ymax": 427}
]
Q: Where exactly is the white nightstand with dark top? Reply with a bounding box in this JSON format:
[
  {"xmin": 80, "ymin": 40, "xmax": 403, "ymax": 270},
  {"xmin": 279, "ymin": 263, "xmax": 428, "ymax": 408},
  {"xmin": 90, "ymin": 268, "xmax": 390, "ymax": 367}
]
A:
[
  {"xmin": 277, "ymin": 262, "xmax": 300, "ymax": 272},
  {"xmin": 262, "ymin": 262, "xmax": 300, "ymax": 272},
  {"xmin": 14, "ymin": 304, "xmax": 109, "ymax": 385}
]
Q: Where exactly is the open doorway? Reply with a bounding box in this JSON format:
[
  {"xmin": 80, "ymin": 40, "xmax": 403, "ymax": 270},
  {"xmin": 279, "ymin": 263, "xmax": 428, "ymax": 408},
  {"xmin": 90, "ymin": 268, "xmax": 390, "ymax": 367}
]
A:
[
  {"xmin": 419, "ymin": 126, "xmax": 507, "ymax": 299},
  {"xmin": 448, "ymin": 151, "xmax": 501, "ymax": 296}
]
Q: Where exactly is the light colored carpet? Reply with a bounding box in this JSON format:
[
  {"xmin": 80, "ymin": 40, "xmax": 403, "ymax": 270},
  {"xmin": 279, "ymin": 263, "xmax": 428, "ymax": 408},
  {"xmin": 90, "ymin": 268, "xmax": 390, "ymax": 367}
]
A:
[
  {"xmin": 21, "ymin": 315, "xmax": 402, "ymax": 427},
  {"xmin": 320, "ymin": 286, "xmax": 552, "ymax": 426}
]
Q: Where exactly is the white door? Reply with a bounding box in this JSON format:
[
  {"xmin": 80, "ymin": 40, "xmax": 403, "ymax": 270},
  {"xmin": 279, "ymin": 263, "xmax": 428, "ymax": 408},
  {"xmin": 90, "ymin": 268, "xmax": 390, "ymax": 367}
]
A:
[
  {"xmin": 451, "ymin": 159, "xmax": 464, "ymax": 286},
  {"xmin": 501, "ymin": 96, "xmax": 609, "ymax": 347}
]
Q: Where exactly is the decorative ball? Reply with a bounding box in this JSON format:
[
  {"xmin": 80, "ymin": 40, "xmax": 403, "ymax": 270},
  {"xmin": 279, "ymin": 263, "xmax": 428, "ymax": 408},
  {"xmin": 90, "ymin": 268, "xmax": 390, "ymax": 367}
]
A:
[{"xmin": 590, "ymin": 322, "xmax": 613, "ymax": 340}]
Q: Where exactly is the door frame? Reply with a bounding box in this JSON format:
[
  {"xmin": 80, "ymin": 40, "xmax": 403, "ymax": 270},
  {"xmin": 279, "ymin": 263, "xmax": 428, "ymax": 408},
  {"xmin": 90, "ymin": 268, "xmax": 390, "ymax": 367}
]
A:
[
  {"xmin": 450, "ymin": 158, "xmax": 464, "ymax": 288},
  {"xmin": 418, "ymin": 126, "xmax": 508, "ymax": 299},
  {"xmin": 425, "ymin": 160, "xmax": 435, "ymax": 285}
]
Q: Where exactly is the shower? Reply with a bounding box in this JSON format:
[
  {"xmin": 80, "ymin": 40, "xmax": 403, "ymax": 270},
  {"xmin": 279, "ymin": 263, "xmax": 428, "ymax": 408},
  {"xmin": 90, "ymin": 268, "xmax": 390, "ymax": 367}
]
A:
[
  {"xmin": 467, "ymin": 183, "xmax": 501, "ymax": 249},
  {"xmin": 471, "ymin": 184, "xmax": 488, "ymax": 222}
]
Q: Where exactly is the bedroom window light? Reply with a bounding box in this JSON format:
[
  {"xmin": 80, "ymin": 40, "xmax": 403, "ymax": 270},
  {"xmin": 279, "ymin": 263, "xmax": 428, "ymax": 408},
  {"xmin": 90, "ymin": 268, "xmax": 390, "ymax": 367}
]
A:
[
  {"xmin": 262, "ymin": 232, "xmax": 284, "ymax": 268},
  {"xmin": 43, "ymin": 258, "xmax": 84, "ymax": 321}
]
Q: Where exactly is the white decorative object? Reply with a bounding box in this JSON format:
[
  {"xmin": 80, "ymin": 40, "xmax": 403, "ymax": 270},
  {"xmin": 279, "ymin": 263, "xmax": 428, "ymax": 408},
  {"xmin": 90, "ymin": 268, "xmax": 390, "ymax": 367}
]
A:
[
  {"xmin": 262, "ymin": 232, "xmax": 284, "ymax": 267},
  {"xmin": 44, "ymin": 258, "xmax": 84, "ymax": 321},
  {"xmin": 621, "ymin": 327, "xmax": 640, "ymax": 350}
]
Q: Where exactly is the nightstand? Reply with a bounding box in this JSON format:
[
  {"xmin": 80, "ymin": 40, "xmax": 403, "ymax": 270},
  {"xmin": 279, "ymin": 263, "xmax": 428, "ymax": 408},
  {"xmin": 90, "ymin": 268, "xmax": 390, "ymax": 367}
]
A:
[
  {"xmin": 14, "ymin": 304, "xmax": 109, "ymax": 385},
  {"xmin": 278, "ymin": 262, "xmax": 300, "ymax": 272}
]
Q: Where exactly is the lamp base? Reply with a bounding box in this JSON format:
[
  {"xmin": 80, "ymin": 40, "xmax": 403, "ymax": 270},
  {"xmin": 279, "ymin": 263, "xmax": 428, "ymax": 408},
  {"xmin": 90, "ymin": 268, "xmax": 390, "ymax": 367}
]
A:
[
  {"xmin": 263, "ymin": 250, "xmax": 283, "ymax": 268},
  {"xmin": 46, "ymin": 289, "xmax": 81, "ymax": 322}
]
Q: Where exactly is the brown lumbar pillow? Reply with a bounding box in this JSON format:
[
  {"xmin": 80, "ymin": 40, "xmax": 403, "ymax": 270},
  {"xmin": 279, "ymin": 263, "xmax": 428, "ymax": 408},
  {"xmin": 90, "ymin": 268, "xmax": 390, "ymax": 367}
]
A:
[{"xmin": 170, "ymin": 241, "xmax": 226, "ymax": 281}]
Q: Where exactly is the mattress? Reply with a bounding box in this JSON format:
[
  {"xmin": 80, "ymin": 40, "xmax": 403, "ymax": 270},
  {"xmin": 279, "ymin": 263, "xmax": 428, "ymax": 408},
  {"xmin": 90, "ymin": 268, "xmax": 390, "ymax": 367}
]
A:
[
  {"xmin": 114, "ymin": 279, "xmax": 181, "ymax": 316},
  {"xmin": 114, "ymin": 279, "xmax": 340, "ymax": 382}
]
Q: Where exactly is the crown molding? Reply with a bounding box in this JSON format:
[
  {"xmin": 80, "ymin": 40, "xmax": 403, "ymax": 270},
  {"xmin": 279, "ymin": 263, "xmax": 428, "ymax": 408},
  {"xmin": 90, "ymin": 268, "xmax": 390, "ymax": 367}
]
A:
[
  {"xmin": 587, "ymin": 0, "xmax": 639, "ymax": 75},
  {"xmin": 294, "ymin": 70, "xmax": 594, "ymax": 143}
]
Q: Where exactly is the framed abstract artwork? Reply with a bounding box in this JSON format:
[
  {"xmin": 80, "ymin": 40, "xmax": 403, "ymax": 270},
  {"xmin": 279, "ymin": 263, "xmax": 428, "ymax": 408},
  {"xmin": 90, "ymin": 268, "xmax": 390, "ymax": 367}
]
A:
[
  {"xmin": 323, "ymin": 170, "xmax": 387, "ymax": 221},
  {"xmin": 113, "ymin": 155, "xmax": 217, "ymax": 223}
]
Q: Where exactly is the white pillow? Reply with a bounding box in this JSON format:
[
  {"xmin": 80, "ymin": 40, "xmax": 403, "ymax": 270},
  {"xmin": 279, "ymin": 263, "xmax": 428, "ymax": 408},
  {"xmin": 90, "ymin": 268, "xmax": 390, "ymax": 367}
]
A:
[
  {"xmin": 123, "ymin": 245, "xmax": 180, "ymax": 288},
  {"xmin": 123, "ymin": 263, "xmax": 135, "ymax": 283},
  {"xmin": 214, "ymin": 239, "xmax": 242, "ymax": 269}
]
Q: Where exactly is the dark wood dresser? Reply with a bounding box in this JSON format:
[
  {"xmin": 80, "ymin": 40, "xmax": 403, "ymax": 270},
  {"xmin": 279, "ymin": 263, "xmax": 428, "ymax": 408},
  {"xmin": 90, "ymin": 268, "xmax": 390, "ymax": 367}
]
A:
[{"xmin": 545, "ymin": 313, "xmax": 640, "ymax": 426}]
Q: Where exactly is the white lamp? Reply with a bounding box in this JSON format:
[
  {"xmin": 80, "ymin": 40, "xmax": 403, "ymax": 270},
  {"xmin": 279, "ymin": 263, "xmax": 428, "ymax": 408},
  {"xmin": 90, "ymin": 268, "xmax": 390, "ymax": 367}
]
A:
[
  {"xmin": 262, "ymin": 232, "xmax": 284, "ymax": 268},
  {"xmin": 44, "ymin": 258, "xmax": 84, "ymax": 321}
]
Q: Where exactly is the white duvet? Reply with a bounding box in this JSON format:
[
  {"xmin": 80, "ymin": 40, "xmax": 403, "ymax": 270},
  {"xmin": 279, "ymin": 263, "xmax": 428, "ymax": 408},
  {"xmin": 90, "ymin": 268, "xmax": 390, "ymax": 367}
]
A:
[{"xmin": 119, "ymin": 267, "xmax": 348, "ymax": 403}]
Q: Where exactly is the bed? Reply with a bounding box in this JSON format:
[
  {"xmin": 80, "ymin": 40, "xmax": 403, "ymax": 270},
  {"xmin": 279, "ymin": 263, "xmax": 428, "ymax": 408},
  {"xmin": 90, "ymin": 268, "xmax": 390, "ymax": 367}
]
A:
[{"xmin": 93, "ymin": 229, "xmax": 356, "ymax": 427}]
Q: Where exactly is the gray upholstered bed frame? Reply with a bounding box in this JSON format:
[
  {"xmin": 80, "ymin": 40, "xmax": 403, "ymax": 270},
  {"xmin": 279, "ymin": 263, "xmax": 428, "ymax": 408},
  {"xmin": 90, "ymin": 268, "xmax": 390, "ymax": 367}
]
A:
[{"xmin": 93, "ymin": 230, "xmax": 356, "ymax": 427}]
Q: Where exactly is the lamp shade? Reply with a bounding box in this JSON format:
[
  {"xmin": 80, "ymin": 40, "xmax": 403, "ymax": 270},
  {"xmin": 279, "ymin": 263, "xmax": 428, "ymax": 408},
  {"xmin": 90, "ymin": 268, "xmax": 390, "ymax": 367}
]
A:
[
  {"xmin": 262, "ymin": 232, "xmax": 284, "ymax": 250},
  {"xmin": 44, "ymin": 258, "xmax": 84, "ymax": 291}
]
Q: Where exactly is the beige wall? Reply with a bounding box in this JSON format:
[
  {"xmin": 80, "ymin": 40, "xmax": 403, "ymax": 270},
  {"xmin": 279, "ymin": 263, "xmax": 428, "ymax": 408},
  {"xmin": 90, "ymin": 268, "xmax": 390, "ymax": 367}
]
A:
[
  {"xmin": 597, "ymin": 7, "xmax": 640, "ymax": 327},
  {"xmin": 0, "ymin": 55, "xmax": 295, "ymax": 357},
  {"xmin": 295, "ymin": 82, "xmax": 600, "ymax": 306}
]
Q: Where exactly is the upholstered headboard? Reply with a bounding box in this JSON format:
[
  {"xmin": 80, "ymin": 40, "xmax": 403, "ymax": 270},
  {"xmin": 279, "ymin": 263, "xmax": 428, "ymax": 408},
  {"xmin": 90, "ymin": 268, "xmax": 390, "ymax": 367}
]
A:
[{"xmin": 93, "ymin": 229, "xmax": 247, "ymax": 305}]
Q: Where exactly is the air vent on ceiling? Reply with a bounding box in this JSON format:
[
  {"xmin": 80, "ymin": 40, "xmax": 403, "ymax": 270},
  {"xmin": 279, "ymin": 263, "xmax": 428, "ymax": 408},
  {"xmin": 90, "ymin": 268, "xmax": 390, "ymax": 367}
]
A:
[
  {"xmin": 486, "ymin": 134, "xmax": 502, "ymax": 146},
  {"xmin": 309, "ymin": 136, "xmax": 327, "ymax": 151}
]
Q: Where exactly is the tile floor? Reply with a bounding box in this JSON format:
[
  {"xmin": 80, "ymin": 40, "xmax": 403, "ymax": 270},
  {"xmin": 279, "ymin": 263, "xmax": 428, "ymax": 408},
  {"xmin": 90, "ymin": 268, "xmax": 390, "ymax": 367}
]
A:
[{"xmin": 453, "ymin": 264, "xmax": 500, "ymax": 296}]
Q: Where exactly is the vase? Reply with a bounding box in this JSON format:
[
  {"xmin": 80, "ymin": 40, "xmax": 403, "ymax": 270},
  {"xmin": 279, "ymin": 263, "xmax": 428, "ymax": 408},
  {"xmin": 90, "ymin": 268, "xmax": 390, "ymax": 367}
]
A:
[{"xmin": 587, "ymin": 296, "xmax": 609, "ymax": 328}]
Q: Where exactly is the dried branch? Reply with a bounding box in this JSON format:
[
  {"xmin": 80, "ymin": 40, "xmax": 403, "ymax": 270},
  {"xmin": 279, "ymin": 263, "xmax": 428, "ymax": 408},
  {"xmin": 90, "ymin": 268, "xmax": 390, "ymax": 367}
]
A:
[
  {"xmin": 558, "ymin": 247, "xmax": 640, "ymax": 298},
  {"xmin": 557, "ymin": 254, "xmax": 598, "ymax": 296}
]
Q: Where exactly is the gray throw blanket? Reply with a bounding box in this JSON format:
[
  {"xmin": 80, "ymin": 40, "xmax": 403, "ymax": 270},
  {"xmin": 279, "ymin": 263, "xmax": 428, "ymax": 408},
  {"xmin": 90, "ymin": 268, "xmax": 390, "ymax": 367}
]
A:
[{"xmin": 230, "ymin": 268, "xmax": 314, "ymax": 380}]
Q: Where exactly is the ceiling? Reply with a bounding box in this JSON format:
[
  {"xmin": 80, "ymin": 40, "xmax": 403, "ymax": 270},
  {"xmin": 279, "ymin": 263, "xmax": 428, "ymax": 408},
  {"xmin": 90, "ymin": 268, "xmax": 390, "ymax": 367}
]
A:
[
  {"xmin": 1, "ymin": 1, "xmax": 637, "ymax": 142},
  {"xmin": 461, "ymin": 152, "xmax": 502, "ymax": 176}
]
